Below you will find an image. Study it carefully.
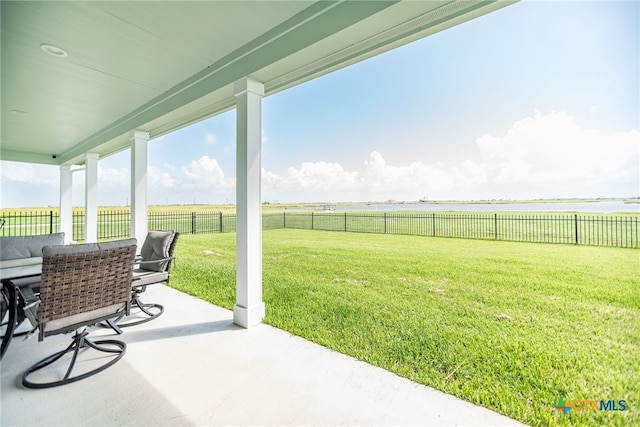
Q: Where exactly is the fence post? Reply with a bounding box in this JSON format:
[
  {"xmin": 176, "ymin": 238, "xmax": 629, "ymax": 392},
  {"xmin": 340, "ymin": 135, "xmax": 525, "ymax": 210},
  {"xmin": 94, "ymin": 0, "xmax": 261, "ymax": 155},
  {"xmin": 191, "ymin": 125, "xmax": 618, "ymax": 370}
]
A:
[
  {"xmin": 574, "ymin": 214, "xmax": 579, "ymax": 245},
  {"xmin": 192, "ymin": 212, "xmax": 196, "ymax": 234},
  {"xmin": 219, "ymin": 211, "xmax": 223, "ymax": 233},
  {"xmin": 344, "ymin": 212, "xmax": 347, "ymax": 232},
  {"xmin": 384, "ymin": 212, "xmax": 387, "ymax": 234},
  {"xmin": 49, "ymin": 210, "xmax": 54, "ymax": 234},
  {"xmin": 494, "ymin": 213, "xmax": 498, "ymax": 240},
  {"xmin": 432, "ymin": 213, "xmax": 436, "ymax": 237},
  {"xmin": 311, "ymin": 211, "xmax": 314, "ymax": 230},
  {"xmin": 283, "ymin": 212, "xmax": 286, "ymax": 229}
]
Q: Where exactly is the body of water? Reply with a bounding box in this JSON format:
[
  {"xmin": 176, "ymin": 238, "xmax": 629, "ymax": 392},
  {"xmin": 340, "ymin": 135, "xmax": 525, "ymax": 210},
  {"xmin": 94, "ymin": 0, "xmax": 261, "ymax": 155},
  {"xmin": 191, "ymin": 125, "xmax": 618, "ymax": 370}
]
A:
[{"xmin": 333, "ymin": 201, "xmax": 640, "ymax": 214}]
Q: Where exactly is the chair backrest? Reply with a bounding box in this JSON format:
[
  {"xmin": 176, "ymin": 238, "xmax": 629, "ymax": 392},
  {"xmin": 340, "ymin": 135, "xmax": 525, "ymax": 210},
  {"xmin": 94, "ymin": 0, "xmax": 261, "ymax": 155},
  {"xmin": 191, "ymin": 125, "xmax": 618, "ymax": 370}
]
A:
[
  {"xmin": 165, "ymin": 232, "xmax": 179, "ymax": 274},
  {"xmin": 37, "ymin": 239, "xmax": 137, "ymax": 330},
  {"xmin": 139, "ymin": 231, "xmax": 179, "ymax": 273}
]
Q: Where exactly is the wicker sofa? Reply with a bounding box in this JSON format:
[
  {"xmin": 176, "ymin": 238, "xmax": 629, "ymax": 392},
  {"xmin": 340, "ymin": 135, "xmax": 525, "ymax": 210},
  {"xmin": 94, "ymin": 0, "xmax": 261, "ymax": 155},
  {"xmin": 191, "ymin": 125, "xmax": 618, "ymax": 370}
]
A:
[{"xmin": 0, "ymin": 233, "xmax": 65, "ymax": 280}]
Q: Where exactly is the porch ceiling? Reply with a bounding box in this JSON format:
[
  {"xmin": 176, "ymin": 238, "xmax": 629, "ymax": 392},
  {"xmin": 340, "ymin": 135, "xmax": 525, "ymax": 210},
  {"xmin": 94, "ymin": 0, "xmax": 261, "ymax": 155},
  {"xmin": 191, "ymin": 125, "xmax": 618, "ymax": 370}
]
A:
[{"xmin": 1, "ymin": 0, "xmax": 513, "ymax": 167}]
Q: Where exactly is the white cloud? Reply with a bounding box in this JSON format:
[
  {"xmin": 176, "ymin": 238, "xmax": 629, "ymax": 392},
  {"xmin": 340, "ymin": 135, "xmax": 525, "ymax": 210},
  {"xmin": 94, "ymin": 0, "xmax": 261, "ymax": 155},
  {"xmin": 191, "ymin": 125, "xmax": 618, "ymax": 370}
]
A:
[
  {"xmin": 147, "ymin": 157, "xmax": 235, "ymax": 204},
  {"xmin": 361, "ymin": 151, "xmax": 454, "ymax": 196},
  {"xmin": 148, "ymin": 165, "xmax": 177, "ymax": 189},
  {"xmin": 262, "ymin": 111, "xmax": 639, "ymax": 201},
  {"xmin": 286, "ymin": 161, "xmax": 359, "ymax": 190},
  {"xmin": 0, "ymin": 162, "xmax": 57, "ymax": 185},
  {"xmin": 181, "ymin": 156, "xmax": 234, "ymax": 191},
  {"xmin": 261, "ymin": 152, "xmax": 456, "ymax": 201},
  {"xmin": 95, "ymin": 165, "xmax": 130, "ymax": 205},
  {"xmin": 98, "ymin": 165, "xmax": 129, "ymax": 187},
  {"xmin": 452, "ymin": 160, "xmax": 489, "ymax": 189},
  {"xmin": 204, "ymin": 132, "xmax": 217, "ymax": 145},
  {"xmin": 0, "ymin": 162, "xmax": 59, "ymax": 207},
  {"xmin": 475, "ymin": 111, "xmax": 639, "ymax": 196},
  {"xmin": 1, "ymin": 111, "xmax": 637, "ymax": 207}
]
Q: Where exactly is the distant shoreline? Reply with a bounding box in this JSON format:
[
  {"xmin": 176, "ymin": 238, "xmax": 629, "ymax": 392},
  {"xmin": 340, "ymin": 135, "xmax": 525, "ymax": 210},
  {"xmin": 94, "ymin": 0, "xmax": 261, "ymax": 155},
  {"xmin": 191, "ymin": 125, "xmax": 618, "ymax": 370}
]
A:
[
  {"xmin": 269, "ymin": 197, "xmax": 640, "ymax": 209},
  {"xmin": 1, "ymin": 197, "xmax": 638, "ymax": 211},
  {"xmin": 414, "ymin": 198, "xmax": 640, "ymax": 205}
]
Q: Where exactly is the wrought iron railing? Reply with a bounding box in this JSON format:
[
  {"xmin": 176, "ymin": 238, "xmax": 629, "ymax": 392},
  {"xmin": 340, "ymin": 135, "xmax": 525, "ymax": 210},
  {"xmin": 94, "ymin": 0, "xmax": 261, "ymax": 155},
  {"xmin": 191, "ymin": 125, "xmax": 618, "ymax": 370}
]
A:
[{"xmin": 1, "ymin": 210, "xmax": 637, "ymax": 248}]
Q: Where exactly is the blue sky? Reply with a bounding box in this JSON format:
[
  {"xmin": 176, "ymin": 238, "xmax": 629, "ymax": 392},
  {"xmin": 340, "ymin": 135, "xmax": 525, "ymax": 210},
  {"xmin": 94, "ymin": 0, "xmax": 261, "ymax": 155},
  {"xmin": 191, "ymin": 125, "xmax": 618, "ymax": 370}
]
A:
[{"xmin": 1, "ymin": 0, "xmax": 639, "ymax": 207}]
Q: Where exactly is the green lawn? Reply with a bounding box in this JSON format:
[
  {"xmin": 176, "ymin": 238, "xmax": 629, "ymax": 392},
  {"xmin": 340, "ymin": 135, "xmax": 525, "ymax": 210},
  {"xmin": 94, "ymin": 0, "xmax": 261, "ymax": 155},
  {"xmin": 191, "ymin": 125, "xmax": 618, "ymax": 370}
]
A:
[{"xmin": 170, "ymin": 229, "xmax": 639, "ymax": 427}]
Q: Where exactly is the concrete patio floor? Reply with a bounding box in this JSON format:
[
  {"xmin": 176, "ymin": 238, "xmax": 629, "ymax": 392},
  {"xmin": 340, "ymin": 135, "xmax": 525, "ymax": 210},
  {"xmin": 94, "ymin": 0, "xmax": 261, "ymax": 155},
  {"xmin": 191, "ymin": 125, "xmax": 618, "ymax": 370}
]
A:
[{"xmin": 1, "ymin": 284, "xmax": 524, "ymax": 426}]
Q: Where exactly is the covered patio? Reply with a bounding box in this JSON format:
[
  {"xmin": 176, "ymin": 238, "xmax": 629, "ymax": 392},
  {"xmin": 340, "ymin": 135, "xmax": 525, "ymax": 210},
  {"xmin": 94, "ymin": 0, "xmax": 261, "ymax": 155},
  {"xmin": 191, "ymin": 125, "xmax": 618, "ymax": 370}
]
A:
[
  {"xmin": 2, "ymin": 1, "xmax": 522, "ymax": 425},
  {"xmin": 1, "ymin": 0, "xmax": 515, "ymax": 328},
  {"xmin": 2, "ymin": 283, "xmax": 521, "ymax": 426}
]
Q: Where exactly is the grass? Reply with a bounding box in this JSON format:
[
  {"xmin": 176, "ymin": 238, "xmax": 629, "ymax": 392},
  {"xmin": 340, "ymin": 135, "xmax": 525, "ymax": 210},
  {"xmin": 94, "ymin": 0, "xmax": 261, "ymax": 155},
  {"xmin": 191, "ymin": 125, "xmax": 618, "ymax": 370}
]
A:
[{"xmin": 170, "ymin": 229, "xmax": 639, "ymax": 426}]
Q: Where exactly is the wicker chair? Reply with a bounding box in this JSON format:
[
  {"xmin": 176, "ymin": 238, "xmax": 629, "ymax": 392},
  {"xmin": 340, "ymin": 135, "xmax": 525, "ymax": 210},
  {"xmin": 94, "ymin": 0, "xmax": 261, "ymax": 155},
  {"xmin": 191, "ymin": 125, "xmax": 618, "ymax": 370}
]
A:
[
  {"xmin": 21, "ymin": 238, "xmax": 136, "ymax": 388},
  {"xmin": 116, "ymin": 230, "xmax": 179, "ymax": 327}
]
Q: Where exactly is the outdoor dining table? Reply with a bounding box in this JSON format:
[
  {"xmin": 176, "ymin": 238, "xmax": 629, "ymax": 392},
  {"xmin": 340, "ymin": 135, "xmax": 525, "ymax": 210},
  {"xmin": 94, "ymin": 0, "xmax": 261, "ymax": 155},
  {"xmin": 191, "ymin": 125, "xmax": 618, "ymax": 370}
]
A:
[{"xmin": 1, "ymin": 267, "xmax": 42, "ymax": 360}]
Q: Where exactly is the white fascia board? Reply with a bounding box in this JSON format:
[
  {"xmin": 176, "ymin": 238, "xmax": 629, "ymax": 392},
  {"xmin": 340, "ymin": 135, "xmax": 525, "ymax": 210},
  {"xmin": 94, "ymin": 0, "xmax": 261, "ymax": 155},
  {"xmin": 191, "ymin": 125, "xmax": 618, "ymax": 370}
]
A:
[{"xmin": 0, "ymin": 149, "xmax": 59, "ymax": 165}]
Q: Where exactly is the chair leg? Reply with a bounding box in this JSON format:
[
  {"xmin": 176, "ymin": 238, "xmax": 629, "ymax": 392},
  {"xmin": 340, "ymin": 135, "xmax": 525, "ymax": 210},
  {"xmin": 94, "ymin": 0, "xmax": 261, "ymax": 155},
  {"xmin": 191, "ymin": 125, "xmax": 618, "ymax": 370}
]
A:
[
  {"xmin": 134, "ymin": 295, "xmax": 164, "ymax": 318},
  {"xmin": 22, "ymin": 330, "xmax": 126, "ymax": 389},
  {"xmin": 111, "ymin": 294, "xmax": 164, "ymax": 328},
  {"xmin": 99, "ymin": 289, "xmax": 164, "ymax": 329},
  {"xmin": 0, "ymin": 283, "xmax": 17, "ymax": 360},
  {"xmin": 104, "ymin": 318, "xmax": 124, "ymax": 335}
]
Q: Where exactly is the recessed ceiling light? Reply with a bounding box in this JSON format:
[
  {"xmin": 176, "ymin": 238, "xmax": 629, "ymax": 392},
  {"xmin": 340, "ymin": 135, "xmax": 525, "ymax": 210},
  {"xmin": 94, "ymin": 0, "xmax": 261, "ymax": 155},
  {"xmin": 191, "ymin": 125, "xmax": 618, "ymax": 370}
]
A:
[
  {"xmin": 40, "ymin": 43, "xmax": 68, "ymax": 57},
  {"xmin": 10, "ymin": 109, "xmax": 29, "ymax": 116}
]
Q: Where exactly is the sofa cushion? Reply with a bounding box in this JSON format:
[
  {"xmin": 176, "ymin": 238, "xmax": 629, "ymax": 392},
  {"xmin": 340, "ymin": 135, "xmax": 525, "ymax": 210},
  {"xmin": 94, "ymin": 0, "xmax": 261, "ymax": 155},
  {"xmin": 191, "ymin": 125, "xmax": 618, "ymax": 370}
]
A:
[
  {"xmin": 42, "ymin": 242, "xmax": 99, "ymax": 256},
  {"xmin": 42, "ymin": 238, "xmax": 136, "ymax": 256},
  {"xmin": 140, "ymin": 231, "xmax": 175, "ymax": 272},
  {"xmin": 0, "ymin": 233, "xmax": 65, "ymax": 260},
  {"xmin": 98, "ymin": 238, "xmax": 137, "ymax": 252},
  {"xmin": 1, "ymin": 238, "xmax": 30, "ymax": 260}
]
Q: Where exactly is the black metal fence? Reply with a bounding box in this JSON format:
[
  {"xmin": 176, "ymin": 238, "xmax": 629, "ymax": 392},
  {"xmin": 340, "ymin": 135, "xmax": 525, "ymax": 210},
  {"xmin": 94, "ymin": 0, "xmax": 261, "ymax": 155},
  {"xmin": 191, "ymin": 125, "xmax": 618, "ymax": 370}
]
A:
[
  {"xmin": 271, "ymin": 212, "xmax": 639, "ymax": 248},
  {"xmin": 1, "ymin": 210, "xmax": 638, "ymax": 248}
]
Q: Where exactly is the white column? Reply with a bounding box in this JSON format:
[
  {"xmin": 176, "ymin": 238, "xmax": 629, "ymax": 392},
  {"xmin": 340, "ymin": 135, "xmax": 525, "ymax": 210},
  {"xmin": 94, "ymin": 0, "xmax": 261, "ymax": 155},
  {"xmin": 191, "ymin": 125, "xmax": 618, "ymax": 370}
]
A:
[
  {"xmin": 233, "ymin": 76, "xmax": 265, "ymax": 328},
  {"xmin": 130, "ymin": 130, "xmax": 149, "ymax": 248},
  {"xmin": 59, "ymin": 165, "xmax": 73, "ymax": 244},
  {"xmin": 84, "ymin": 152, "xmax": 99, "ymax": 243}
]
